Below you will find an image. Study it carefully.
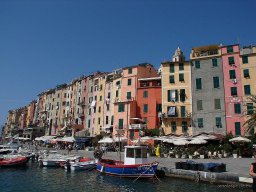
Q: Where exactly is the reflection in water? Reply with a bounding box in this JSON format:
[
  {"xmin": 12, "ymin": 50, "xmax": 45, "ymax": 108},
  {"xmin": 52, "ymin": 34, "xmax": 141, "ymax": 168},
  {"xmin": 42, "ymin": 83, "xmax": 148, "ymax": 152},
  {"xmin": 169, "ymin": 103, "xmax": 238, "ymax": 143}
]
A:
[{"xmin": 0, "ymin": 163, "xmax": 247, "ymax": 192}]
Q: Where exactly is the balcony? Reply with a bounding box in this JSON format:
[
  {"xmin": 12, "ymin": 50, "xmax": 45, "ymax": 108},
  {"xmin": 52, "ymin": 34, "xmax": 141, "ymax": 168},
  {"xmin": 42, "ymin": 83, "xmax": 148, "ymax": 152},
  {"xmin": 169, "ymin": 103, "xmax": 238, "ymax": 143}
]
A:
[{"xmin": 129, "ymin": 124, "xmax": 146, "ymax": 130}]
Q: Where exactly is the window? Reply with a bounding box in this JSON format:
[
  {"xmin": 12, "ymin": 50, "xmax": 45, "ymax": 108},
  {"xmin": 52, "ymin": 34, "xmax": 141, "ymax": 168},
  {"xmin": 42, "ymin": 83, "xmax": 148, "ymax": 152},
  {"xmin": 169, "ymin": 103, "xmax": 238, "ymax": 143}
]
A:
[
  {"xmin": 106, "ymin": 116, "xmax": 109, "ymax": 124},
  {"xmin": 100, "ymin": 96, "xmax": 102, "ymax": 101},
  {"xmin": 247, "ymin": 103, "xmax": 254, "ymax": 115},
  {"xmin": 197, "ymin": 100, "xmax": 203, "ymax": 110},
  {"xmin": 179, "ymin": 73, "xmax": 184, "ymax": 81},
  {"xmin": 181, "ymin": 106, "xmax": 186, "ymax": 117},
  {"xmin": 130, "ymin": 130, "xmax": 134, "ymax": 140},
  {"xmin": 88, "ymin": 120, "xmax": 90, "ymax": 128},
  {"xmin": 167, "ymin": 106, "xmax": 177, "ymax": 117},
  {"xmin": 126, "ymin": 148, "xmax": 134, "ymax": 158},
  {"xmin": 116, "ymin": 90, "xmax": 119, "ymax": 97},
  {"xmin": 98, "ymin": 118, "xmax": 100, "ymax": 125},
  {"xmin": 89, "ymin": 108, "xmax": 91, "ymax": 115},
  {"xmin": 212, "ymin": 58, "xmax": 218, "ymax": 67},
  {"xmin": 228, "ymin": 56, "xmax": 235, "ymax": 65},
  {"xmin": 234, "ymin": 103, "xmax": 241, "ymax": 114},
  {"xmin": 169, "ymin": 75, "xmax": 175, "ymax": 83},
  {"xmin": 196, "ymin": 78, "xmax": 202, "ymax": 89},
  {"xmin": 127, "ymin": 78, "xmax": 132, "ymax": 86},
  {"xmin": 242, "ymin": 56, "xmax": 248, "ymax": 64},
  {"xmin": 143, "ymin": 104, "xmax": 148, "ymax": 113},
  {"xmin": 213, "ymin": 76, "xmax": 220, "ymax": 88},
  {"xmin": 171, "ymin": 122, "xmax": 176, "ymax": 133},
  {"xmin": 143, "ymin": 91, "xmax": 148, "ymax": 98},
  {"xmin": 195, "ymin": 60, "xmax": 200, "ymax": 69},
  {"xmin": 227, "ymin": 46, "xmax": 233, "ymax": 53},
  {"xmin": 244, "ymin": 85, "xmax": 251, "ymax": 95},
  {"xmin": 170, "ymin": 64, "xmax": 175, "ymax": 73},
  {"xmin": 128, "ymin": 68, "xmax": 132, "ymax": 74},
  {"xmin": 118, "ymin": 103, "xmax": 125, "ymax": 112},
  {"xmin": 214, "ymin": 99, "xmax": 221, "ymax": 110},
  {"xmin": 98, "ymin": 107, "xmax": 101, "ymax": 113},
  {"xmin": 168, "ymin": 90, "xmax": 178, "ymax": 102},
  {"xmin": 179, "ymin": 63, "xmax": 184, "ymax": 71},
  {"xmin": 135, "ymin": 148, "xmax": 141, "ymax": 158},
  {"xmin": 229, "ymin": 70, "xmax": 236, "ymax": 79},
  {"xmin": 198, "ymin": 118, "xmax": 203, "ymax": 128},
  {"xmin": 111, "ymin": 116, "xmax": 114, "ymax": 125},
  {"xmin": 235, "ymin": 122, "xmax": 241, "ymax": 136},
  {"xmin": 180, "ymin": 89, "xmax": 186, "ymax": 102},
  {"xmin": 231, "ymin": 87, "xmax": 237, "ymax": 96},
  {"xmin": 182, "ymin": 121, "xmax": 188, "ymax": 132},
  {"xmin": 243, "ymin": 69, "xmax": 250, "ymax": 78},
  {"xmin": 127, "ymin": 92, "xmax": 131, "ymax": 99},
  {"xmin": 118, "ymin": 119, "xmax": 124, "ymax": 129},
  {"xmin": 216, "ymin": 117, "xmax": 222, "ymax": 128},
  {"xmin": 156, "ymin": 104, "xmax": 162, "ymax": 112}
]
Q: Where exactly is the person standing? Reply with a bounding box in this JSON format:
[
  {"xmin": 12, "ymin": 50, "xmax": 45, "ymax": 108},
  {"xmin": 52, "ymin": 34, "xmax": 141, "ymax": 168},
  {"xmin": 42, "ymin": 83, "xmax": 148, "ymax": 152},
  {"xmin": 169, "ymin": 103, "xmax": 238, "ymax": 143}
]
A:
[
  {"xmin": 249, "ymin": 152, "xmax": 256, "ymax": 192},
  {"xmin": 155, "ymin": 144, "xmax": 161, "ymax": 157}
]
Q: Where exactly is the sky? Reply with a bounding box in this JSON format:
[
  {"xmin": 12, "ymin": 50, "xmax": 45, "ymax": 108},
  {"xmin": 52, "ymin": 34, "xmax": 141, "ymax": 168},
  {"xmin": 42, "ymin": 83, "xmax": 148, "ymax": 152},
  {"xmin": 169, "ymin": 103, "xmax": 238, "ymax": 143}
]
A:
[{"xmin": 0, "ymin": 0, "xmax": 256, "ymax": 126}]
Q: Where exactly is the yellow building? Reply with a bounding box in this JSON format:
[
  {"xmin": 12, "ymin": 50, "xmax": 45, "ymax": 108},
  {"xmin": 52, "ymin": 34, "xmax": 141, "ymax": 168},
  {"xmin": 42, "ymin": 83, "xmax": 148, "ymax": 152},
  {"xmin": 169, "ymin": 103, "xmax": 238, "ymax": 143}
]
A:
[
  {"xmin": 240, "ymin": 45, "xmax": 256, "ymax": 134},
  {"xmin": 161, "ymin": 47, "xmax": 192, "ymax": 135}
]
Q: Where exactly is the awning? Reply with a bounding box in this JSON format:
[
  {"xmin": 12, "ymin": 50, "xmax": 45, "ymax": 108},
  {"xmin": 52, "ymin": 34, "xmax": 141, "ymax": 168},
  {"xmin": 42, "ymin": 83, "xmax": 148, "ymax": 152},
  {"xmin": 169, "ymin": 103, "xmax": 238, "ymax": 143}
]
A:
[
  {"xmin": 113, "ymin": 137, "xmax": 127, "ymax": 142},
  {"xmin": 61, "ymin": 136, "xmax": 75, "ymax": 142},
  {"xmin": 98, "ymin": 137, "xmax": 114, "ymax": 144},
  {"xmin": 35, "ymin": 136, "xmax": 56, "ymax": 142}
]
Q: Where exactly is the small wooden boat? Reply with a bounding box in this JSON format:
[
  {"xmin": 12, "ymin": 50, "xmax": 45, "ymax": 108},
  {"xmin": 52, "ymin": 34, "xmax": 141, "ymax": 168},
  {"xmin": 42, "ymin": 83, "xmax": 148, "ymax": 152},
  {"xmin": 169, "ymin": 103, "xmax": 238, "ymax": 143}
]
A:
[
  {"xmin": 0, "ymin": 156, "xmax": 29, "ymax": 167},
  {"xmin": 97, "ymin": 145, "xmax": 158, "ymax": 178}
]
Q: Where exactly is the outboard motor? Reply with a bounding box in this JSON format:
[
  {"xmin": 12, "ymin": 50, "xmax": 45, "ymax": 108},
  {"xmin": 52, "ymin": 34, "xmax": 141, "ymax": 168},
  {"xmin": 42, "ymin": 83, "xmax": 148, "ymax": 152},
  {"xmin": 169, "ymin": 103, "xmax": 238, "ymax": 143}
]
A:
[{"xmin": 93, "ymin": 149, "xmax": 103, "ymax": 160}]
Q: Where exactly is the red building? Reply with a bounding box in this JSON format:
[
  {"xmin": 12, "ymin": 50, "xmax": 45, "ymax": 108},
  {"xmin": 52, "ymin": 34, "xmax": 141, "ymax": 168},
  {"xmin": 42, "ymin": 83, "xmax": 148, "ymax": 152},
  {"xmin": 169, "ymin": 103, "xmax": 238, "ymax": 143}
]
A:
[{"xmin": 131, "ymin": 77, "xmax": 162, "ymax": 141}]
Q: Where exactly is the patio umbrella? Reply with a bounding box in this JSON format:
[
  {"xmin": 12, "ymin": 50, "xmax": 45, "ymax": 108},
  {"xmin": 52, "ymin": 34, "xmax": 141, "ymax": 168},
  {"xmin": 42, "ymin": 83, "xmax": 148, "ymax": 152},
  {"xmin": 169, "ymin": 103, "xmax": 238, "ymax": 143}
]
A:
[
  {"xmin": 189, "ymin": 139, "xmax": 207, "ymax": 145},
  {"xmin": 98, "ymin": 137, "xmax": 114, "ymax": 144},
  {"xmin": 173, "ymin": 139, "xmax": 189, "ymax": 146},
  {"xmin": 140, "ymin": 136, "xmax": 154, "ymax": 141},
  {"xmin": 113, "ymin": 137, "xmax": 127, "ymax": 142},
  {"xmin": 229, "ymin": 136, "xmax": 251, "ymax": 143},
  {"xmin": 61, "ymin": 136, "xmax": 75, "ymax": 143}
]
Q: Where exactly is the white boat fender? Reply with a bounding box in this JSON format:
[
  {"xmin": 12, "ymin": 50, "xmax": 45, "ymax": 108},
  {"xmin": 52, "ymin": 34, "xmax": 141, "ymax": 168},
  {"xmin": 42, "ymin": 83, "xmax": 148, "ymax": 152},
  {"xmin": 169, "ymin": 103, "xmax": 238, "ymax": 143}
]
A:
[{"xmin": 100, "ymin": 165, "xmax": 104, "ymax": 173}]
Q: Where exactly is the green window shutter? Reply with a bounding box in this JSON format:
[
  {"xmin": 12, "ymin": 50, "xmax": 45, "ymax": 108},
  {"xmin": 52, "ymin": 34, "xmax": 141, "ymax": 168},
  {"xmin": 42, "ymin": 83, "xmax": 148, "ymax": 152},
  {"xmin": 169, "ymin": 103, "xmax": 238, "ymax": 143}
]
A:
[
  {"xmin": 180, "ymin": 89, "xmax": 186, "ymax": 102},
  {"xmin": 118, "ymin": 119, "xmax": 124, "ymax": 129},
  {"xmin": 231, "ymin": 87, "xmax": 237, "ymax": 96},
  {"xmin": 247, "ymin": 103, "xmax": 254, "ymax": 115},
  {"xmin": 111, "ymin": 116, "xmax": 114, "ymax": 125},
  {"xmin": 88, "ymin": 120, "xmax": 90, "ymax": 128},
  {"xmin": 243, "ymin": 69, "xmax": 250, "ymax": 78},
  {"xmin": 118, "ymin": 104, "xmax": 125, "ymax": 112},
  {"xmin": 143, "ymin": 91, "xmax": 148, "ymax": 98},
  {"xmin": 171, "ymin": 122, "xmax": 176, "ymax": 133},
  {"xmin": 182, "ymin": 121, "xmax": 188, "ymax": 132},
  {"xmin": 196, "ymin": 78, "xmax": 202, "ymax": 89},
  {"xmin": 128, "ymin": 68, "xmax": 132, "ymax": 74},
  {"xmin": 127, "ymin": 92, "xmax": 131, "ymax": 99},
  {"xmin": 242, "ymin": 56, "xmax": 248, "ymax": 64},
  {"xmin": 244, "ymin": 85, "xmax": 251, "ymax": 95},
  {"xmin": 235, "ymin": 122, "xmax": 241, "ymax": 136},
  {"xmin": 181, "ymin": 106, "xmax": 186, "ymax": 117},
  {"xmin": 106, "ymin": 116, "xmax": 109, "ymax": 124},
  {"xmin": 116, "ymin": 90, "xmax": 119, "ymax": 97},
  {"xmin": 195, "ymin": 60, "xmax": 200, "ymax": 68},
  {"xmin": 197, "ymin": 100, "xmax": 203, "ymax": 110},
  {"xmin": 143, "ymin": 104, "xmax": 148, "ymax": 113},
  {"xmin": 228, "ymin": 57, "xmax": 235, "ymax": 65},
  {"xmin": 98, "ymin": 118, "xmax": 100, "ymax": 125},
  {"xmin": 179, "ymin": 63, "xmax": 184, "ymax": 71},
  {"xmin": 214, "ymin": 99, "xmax": 221, "ymax": 109},
  {"xmin": 167, "ymin": 90, "xmax": 171, "ymax": 102},
  {"xmin": 198, "ymin": 118, "xmax": 203, "ymax": 128},
  {"xmin": 212, "ymin": 58, "xmax": 218, "ymax": 67},
  {"xmin": 234, "ymin": 103, "xmax": 241, "ymax": 114},
  {"xmin": 170, "ymin": 64, "xmax": 175, "ymax": 73},
  {"xmin": 175, "ymin": 90, "xmax": 179, "ymax": 102},
  {"xmin": 128, "ymin": 79, "xmax": 132, "ymax": 86},
  {"xmin": 215, "ymin": 117, "xmax": 222, "ymax": 128},
  {"xmin": 169, "ymin": 75, "xmax": 175, "ymax": 83},
  {"xmin": 179, "ymin": 73, "xmax": 184, "ymax": 81},
  {"xmin": 227, "ymin": 46, "xmax": 233, "ymax": 53},
  {"xmin": 229, "ymin": 70, "xmax": 236, "ymax": 79},
  {"xmin": 213, "ymin": 76, "xmax": 219, "ymax": 88}
]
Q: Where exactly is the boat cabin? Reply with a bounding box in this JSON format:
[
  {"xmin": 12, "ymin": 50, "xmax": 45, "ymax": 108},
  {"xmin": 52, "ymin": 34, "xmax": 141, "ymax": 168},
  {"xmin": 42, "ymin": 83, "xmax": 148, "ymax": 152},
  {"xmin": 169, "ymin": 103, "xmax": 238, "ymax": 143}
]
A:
[{"xmin": 124, "ymin": 145, "xmax": 148, "ymax": 165}]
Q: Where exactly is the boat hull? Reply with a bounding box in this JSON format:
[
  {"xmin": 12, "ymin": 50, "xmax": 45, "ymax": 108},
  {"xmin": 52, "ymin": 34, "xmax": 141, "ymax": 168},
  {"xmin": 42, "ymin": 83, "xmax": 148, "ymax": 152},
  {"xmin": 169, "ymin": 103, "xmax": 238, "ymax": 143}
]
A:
[
  {"xmin": 96, "ymin": 159, "xmax": 158, "ymax": 178},
  {"xmin": 0, "ymin": 156, "xmax": 29, "ymax": 167}
]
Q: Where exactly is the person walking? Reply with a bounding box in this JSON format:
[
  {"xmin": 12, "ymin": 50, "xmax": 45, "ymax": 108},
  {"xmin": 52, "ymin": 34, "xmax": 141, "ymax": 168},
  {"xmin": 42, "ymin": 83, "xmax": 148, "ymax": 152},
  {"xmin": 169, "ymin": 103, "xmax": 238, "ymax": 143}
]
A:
[
  {"xmin": 249, "ymin": 152, "xmax": 256, "ymax": 192},
  {"xmin": 155, "ymin": 144, "xmax": 161, "ymax": 157}
]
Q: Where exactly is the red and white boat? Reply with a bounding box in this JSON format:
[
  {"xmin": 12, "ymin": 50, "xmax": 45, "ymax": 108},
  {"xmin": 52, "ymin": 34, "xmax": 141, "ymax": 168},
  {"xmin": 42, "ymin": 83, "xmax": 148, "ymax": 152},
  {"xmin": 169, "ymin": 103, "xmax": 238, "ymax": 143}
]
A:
[{"xmin": 0, "ymin": 156, "xmax": 29, "ymax": 167}]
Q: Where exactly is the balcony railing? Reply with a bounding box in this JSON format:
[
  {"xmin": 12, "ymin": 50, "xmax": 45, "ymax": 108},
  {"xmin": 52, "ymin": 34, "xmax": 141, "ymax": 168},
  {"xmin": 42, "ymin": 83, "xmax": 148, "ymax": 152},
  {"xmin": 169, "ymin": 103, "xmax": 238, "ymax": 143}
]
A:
[{"xmin": 129, "ymin": 124, "xmax": 146, "ymax": 130}]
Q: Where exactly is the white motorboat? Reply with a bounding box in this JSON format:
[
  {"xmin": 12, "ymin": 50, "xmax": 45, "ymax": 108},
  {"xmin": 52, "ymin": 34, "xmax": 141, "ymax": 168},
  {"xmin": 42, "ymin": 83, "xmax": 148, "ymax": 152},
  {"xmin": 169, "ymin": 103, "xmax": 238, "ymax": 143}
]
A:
[
  {"xmin": 68, "ymin": 159, "xmax": 97, "ymax": 171},
  {"xmin": 40, "ymin": 153, "xmax": 81, "ymax": 167}
]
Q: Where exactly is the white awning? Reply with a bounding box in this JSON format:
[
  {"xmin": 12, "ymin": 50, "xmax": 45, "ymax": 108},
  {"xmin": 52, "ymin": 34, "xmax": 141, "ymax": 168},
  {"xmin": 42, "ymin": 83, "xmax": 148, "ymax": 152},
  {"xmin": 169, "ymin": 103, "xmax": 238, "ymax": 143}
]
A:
[
  {"xmin": 113, "ymin": 137, "xmax": 127, "ymax": 142},
  {"xmin": 98, "ymin": 137, "xmax": 114, "ymax": 144}
]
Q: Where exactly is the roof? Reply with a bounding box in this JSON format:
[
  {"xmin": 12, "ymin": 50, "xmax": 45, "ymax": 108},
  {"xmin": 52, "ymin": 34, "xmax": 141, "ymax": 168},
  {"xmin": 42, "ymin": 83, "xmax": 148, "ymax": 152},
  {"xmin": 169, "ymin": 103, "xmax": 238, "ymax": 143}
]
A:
[
  {"xmin": 122, "ymin": 63, "xmax": 154, "ymax": 70},
  {"xmin": 138, "ymin": 77, "xmax": 161, "ymax": 81}
]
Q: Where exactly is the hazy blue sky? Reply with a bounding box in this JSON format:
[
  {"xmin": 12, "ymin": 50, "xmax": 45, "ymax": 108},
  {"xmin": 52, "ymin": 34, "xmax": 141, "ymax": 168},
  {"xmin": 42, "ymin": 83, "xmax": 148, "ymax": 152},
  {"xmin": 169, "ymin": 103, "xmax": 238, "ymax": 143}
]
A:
[{"xmin": 0, "ymin": 0, "xmax": 255, "ymax": 126}]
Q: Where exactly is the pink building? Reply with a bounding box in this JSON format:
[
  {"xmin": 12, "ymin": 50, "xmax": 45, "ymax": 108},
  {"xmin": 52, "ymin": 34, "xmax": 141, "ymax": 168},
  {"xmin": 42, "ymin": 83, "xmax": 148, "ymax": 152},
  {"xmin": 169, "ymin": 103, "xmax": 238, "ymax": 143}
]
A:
[
  {"xmin": 112, "ymin": 63, "xmax": 158, "ymax": 143},
  {"xmin": 221, "ymin": 44, "xmax": 244, "ymax": 136}
]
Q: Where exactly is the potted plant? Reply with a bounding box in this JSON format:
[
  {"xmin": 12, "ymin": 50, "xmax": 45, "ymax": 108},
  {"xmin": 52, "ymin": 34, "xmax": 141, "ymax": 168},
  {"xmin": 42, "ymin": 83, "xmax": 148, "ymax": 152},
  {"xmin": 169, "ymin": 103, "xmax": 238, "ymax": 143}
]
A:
[
  {"xmin": 198, "ymin": 146, "xmax": 207, "ymax": 159},
  {"xmin": 223, "ymin": 143, "xmax": 232, "ymax": 157},
  {"xmin": 174, "ymin": 148, "xmax": 181, "ymax": 158},
  {"xmin": 188, "ymin": 147, "xmax": 195, "ymax": 159},
  {"xmin": 233, "ymin": 149, "xmax": 238, "ymax": 158}
]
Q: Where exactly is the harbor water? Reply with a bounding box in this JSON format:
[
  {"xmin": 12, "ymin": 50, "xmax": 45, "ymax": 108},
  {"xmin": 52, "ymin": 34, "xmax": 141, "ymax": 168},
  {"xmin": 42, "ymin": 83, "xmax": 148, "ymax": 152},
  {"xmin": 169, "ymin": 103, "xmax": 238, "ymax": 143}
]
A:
[{"xmin": 0, "ymin": 161, "xmax": 248, "ymax": 192}]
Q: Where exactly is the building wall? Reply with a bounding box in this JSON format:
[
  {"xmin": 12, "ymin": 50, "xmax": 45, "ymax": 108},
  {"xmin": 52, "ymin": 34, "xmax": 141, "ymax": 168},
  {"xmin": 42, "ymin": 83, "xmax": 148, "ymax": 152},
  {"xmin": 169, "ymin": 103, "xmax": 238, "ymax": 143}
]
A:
[
  {"xmin": 191, "ymin": 45, "xmax": 226, "ymax": 135},
  {"xmin": 221, "ymin": 45, "xmax": 244, "ymax": 136}
]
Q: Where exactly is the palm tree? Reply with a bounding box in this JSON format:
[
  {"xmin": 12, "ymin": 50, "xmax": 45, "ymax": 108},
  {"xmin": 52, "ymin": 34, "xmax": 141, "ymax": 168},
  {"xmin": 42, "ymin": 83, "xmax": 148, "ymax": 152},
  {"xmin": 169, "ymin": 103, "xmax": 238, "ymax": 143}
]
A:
[{"xmin": 243, "ymin": 95, "xmax": 256, "ymax": 134}]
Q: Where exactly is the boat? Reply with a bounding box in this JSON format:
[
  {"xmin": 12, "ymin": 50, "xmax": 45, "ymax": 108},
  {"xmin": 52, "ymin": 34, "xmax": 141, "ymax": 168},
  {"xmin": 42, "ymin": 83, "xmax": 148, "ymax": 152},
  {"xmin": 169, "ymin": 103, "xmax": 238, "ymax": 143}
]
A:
[
  {"xmin": 67, "ymin": 158, "xmax": 97, "ymax": 171},
  {"xmin": 40, "ymin": 153, "xmax": 81, "ymax": 167},
  {"xmin": 96, "ymin": 145, "xmax": 158, "ymax": 178},
  {"xmin": 0, "ymin": 156, "xmax": 29, "ymax": 167}
]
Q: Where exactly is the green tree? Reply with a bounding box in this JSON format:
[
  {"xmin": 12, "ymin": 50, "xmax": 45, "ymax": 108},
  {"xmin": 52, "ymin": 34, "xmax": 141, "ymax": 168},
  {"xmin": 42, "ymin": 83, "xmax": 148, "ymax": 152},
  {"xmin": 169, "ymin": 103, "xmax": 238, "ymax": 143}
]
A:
[{"xmin": 243, "ymin": 95, "xmax": 256, "ymax": 134}]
